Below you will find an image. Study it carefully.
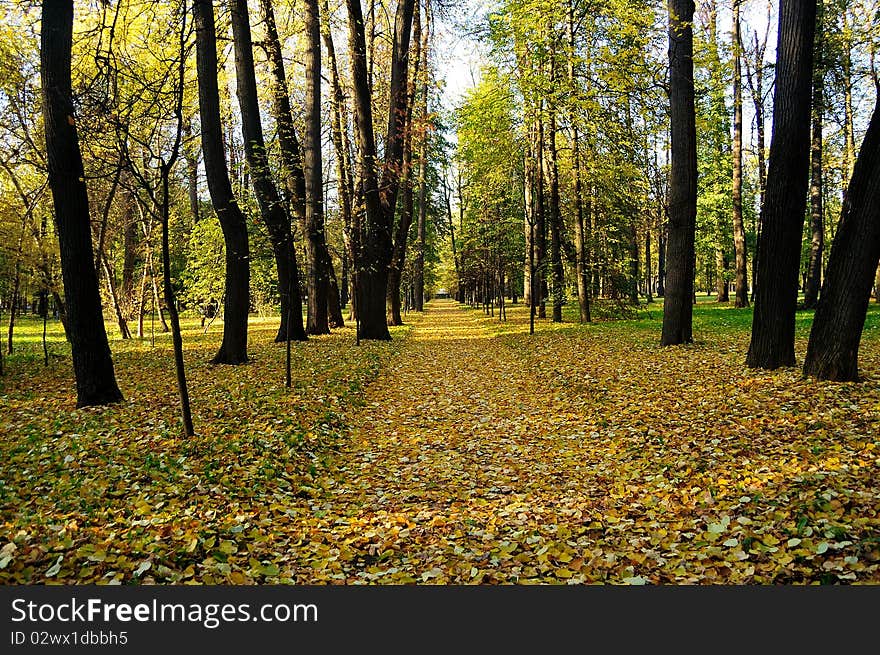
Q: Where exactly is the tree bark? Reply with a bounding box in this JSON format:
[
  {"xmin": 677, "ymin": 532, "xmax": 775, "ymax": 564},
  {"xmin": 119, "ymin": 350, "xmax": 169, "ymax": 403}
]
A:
[
  {"xmin": 746, "ymin": 0, "xmax": 816, "ymax": 369},
  {"xmin": 41, "ymin": 0, "xmax": 122, "ymax": 407},
  {"xmin": 321, "ymin": 0, "xmax": 353, "ymax": 325},
  {"xmin": 803, "ymin": 97, "xmax": 880, "ymax": 381},
  {"xmin": 231, "ymin": 0, "xmax": 306, "ymax": 343},
  {"xmin": 345, "ymin": 0, "xmax": 415, "ymax": 340},
  {"xmin": 414, "ymin": 9, "xmax": 430, "ymax": 314},
  {"xmin": 303, "ymin": 0, "xmax": 331, "ymax": 335},
  {"xmin": 195, "ymin": 0, "xmax": 250, "ymax": 364},
  {"xmin": 732, "ymin": 0, "xmax": 749, "ymax": 307},
  {"xmin": 661, "ymin": 0, "xmax": 698, "ymax": 346},
  {"xmin": 387, "ymin": 0, "xmax": 422, "ymax": 326},
  {"xmin": 803, "ymin": 0, "xmax": 824, "ymax": 310},
  {"xmin": 547, "ymin": 97, "xmax": 564, "ymax": 322}
]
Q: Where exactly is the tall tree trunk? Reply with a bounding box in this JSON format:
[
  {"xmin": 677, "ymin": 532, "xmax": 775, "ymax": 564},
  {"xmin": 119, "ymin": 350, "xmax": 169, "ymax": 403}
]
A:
[
  {"xmin": 160, "ymin": 7, "xmax": 196, "ymax": 438},
  {"xmin": 661, "ymin": 0, "xmax": 698, "ymax": 346},
  {"xmin": 706, "ymin": 1, "xmax": 729, "ymax": 304},
  {"xmin": 387, "ymin": 0, "xmax": 422, "ymax": 326},
  {"xmin": 746, "ymin": 0, "xmax": 816, "ymax": 369},
  {"xmin": 232, "ymin": 0, "xmax": 306, "ymax": 343},
  {"xmin": 535, "ymin": 109, "xmax": 547, "ymax": 319},
  {"xmin": 570, "ymin": 8, "xmax": 590, "ymax": 323},
  {"xmin": 303, "ymin": 0, "xmax": 330, "ymax": 335},
  {"xmin": 547, "ymin": 93, "xmax": 564, "ymax": 323},
  {"xmin": 732, "ymin": 0, "xmax": 749, "ymax": 307},
  {"xmin": 645, "ymin": 230, "xmax": 653, "ymax": 302},
  {"xmin": 523, "ymin": 150, "xmax": 533, "ymax": 308},
  {"xmin": 414, "ymin": 10, "xmax": 429, "ymax": 314},
  {"xmin": 321, "ymin": 0, "xmax": 354, "ymax": 324},
  {"xmin": 346, "ymin": 0, "xmax": 415, "ymax": 340},
  {"xmin": 194, "ymin": 0, "xmax": 250, "ymax": 364},
  {"xmin": 803, "ymin": 97, "xmax": 880, "ymax": 381},
  {"xmin": 745, "ymin": 19, "xmax": 770, "ymax": 300},
  {"xmin": 41, "ymin": 0, "xmax": 122, "ymax": 407},
  {"xmin": 803, "ymin": 0, "xmax": 824, "ymax": 310}
]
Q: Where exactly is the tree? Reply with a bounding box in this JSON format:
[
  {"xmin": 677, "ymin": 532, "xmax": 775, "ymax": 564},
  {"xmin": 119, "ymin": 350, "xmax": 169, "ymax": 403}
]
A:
[
  {"xmin": 303, "ymin": 0, "xmax": 331, "ymax": 335},
  {"xmin": 803, "ymin": 0, "xmax": 825, "ymax": 310},
  {"xmin": 345, "ymin": 0, "xmax": 416, "ymax": 341},
  {"xmin": 803, "ymin": 96, "xmax": 880, "ymax": 381},
  {"xmin": 746, "ymin": 0, "xmax": 817, "ymax": 369},
  {"xmin": 231, "ymin": 0, "xmax": 306, "ymax": 343},
  {"xmin": 731, "ymin": 0, "xmax": 748, "ymax": 308},
  {"xmin": 661, "ymin": 0, "xmax": 697, "ymax": 346},
  {"xmin": 194, "ymin": 0, "xmax": 250, "ymax": 364},
  {"xmin": 40, "ymin": 0, "xmax": 122, "ymax": 407}
]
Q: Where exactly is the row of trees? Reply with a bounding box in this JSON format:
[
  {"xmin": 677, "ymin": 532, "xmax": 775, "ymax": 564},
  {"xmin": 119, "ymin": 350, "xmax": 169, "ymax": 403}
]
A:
[
  {"xmin": 451, "ymin": 0, "xmax": 880, "ymax": 379},
  {"xmin": 663, "ymin": 0, "xmax": 880, "ymax": 381},
  {"xmin": 3, "ymin": 0, "xmax": 447, "ymax": 411}
]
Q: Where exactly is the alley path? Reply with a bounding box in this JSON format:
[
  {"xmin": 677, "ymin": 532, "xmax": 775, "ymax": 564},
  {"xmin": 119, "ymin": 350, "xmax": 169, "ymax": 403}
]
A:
[{"xmin": 292, "ymin": 299, "xmax": 608, "ymax": 583}]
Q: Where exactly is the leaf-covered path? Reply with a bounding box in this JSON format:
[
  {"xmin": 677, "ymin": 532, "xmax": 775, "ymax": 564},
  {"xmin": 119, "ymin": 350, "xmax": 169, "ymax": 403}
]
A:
[
  {"xmin": 302, "ymin": 300, "xmax": 584, "ymax": 583},
  {"xmin": 2, "ymin": 300, "xmax": 878, "ymax": 584},
  {"xmin": 290, "ymin": 300, "xmax": 880, "ymax": 584}
]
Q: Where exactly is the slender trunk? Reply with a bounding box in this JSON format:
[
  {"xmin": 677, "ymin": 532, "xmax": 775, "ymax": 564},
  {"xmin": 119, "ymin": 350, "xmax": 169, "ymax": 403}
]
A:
[
  {"xmin": 547, "ymin": 96, "xmax": 564, "ymax": 322},
  {"xmin": 661, "ymin": 0, "xmax": 698, "ymax": 346},
  {"xmin": 161, "ymin": 157, "xmax": 194, "ymax": 435},
  {"xmin": 195, "ymin": 0, "xmax": 250, "ymax": 364},
  {"xmin": 536, "ymin": 109, "xmax": 547, "ymax": 319},
  {"xmin": 803, "ymin": 0, "xmax": 824, "ymax": 309},
  {"xmin": 732, "ymin": 0, "xmax": 749, "ymax": 307},
  {"xmin": 121, "ymin": 203, "xmax": 138, "ymax": 317},
  {"xmin": 414, "ymin": 2, "xmax": 430, "ymax": 313},
  {"xmin": 101, "ymin": 254, "xmax": 131, "ymax": 339},
  {"xmin": 842, "ymin": 9, "xmax": 855, "ymax": 194},
  {"xmin": 803, "ymin": 97, "xmax": 880, "ymax": 381},
  {"xmin": 746, "ymin": 0, "xmax": 816, "ymax": 369},
  {"xmin": 183, "ymin": 120, "xmax": 201, "ymax": 224},
  {"xmin": 645, "ymin": 230, "xmax": 653, "ymax": 302},
  {"xmin": 570, "ymin": 7, "xmax": 590, "ymax": 323}
]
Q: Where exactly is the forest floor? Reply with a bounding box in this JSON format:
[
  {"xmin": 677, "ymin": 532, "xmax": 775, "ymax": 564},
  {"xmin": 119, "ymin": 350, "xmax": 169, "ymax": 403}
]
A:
[{"xmin": 1, "ymin": 298, "xmax": 879, "ymax": 584}]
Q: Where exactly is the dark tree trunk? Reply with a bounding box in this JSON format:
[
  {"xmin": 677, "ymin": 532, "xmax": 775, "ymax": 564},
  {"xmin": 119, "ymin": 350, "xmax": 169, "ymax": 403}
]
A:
[
  {"xmin": 732, "ymin": 0, "xmax": 749, "ymax": 308},
  {"xmin": 547, "ymin": 102, "xmax": 564, "ymax": 323},
  {"xmin": 803, "ymin": 0, "xmax": 824, "ymax": 310},
  {"xmin": 321, "ymin": 0, "xmax": 353, "ymax": 326},
  {"xmin": 536, "ymin": 111, "xmax": 547, "ymax": 319},
  {"xmin": 387, "ymin": 1, "xmax": 422, "ymax": 326},
  {"xmin": 346, "ymin": 0, "xmax": 415, "ymax": 340},
  {"xmin": 414, "ymin": 16, "xmax": 429, "ymax": 314},
  {"xmin": 195, "ymin": 0, "xmax": 250, "ymax": 364},
  {"xmin": 661, "ymin": 0, "xmax": 698, "ymax": 346},
  {"xmin": 746, "ymin": 0, "xmax": 816, "ymax": 369},
  {"xmin": 803, "ymin": 97, "xmax": 880, "ymax": 381},
  {"xmin": 258, "ymin": 0, "xmax": 306, "ymax": 217},
  {"xmin": 231, "ymin": 0, "xmax": 305, "ymax": 344},
  {"xmin": 303, "ymin": 0, "xmax": 330, "ymax": 335},
  {"xmin": 41, "ymin": 0, "xmax": 122, "ymax": 407}
]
